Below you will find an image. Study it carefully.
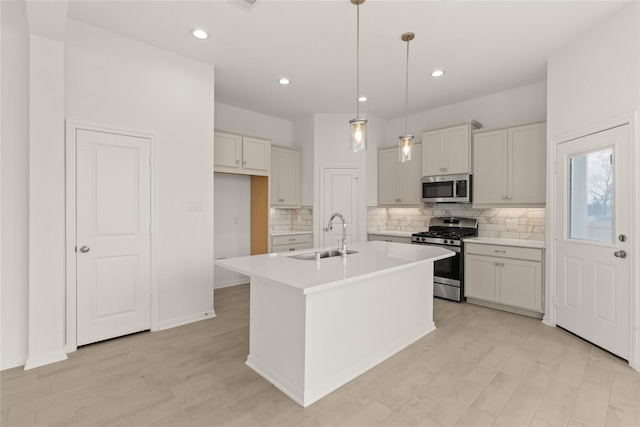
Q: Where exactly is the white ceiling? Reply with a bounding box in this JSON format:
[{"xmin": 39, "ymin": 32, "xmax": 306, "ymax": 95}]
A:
[{"xmin": 67, "ymin": 0, "xmax": 632, "ymax": 121}]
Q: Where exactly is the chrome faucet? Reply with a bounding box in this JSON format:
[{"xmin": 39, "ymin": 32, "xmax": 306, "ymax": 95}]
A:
[{"xmin": 324, "ymin": 213, "xmax": 347, "ymax": 257}]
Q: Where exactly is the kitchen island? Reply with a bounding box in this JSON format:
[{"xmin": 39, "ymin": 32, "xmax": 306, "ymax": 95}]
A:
[{"xmin": 215, "ymin": 241, "xmax": 453, "ymax": 407}]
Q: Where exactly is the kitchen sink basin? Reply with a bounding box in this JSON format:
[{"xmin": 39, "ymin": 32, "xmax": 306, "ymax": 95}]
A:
[{"xmin": 288, "ymin": 249, "xmax": 358, "ymax": 261}]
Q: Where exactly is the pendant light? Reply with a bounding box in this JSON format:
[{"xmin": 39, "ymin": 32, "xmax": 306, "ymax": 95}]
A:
[
  {"xmin": 349, "ymin": 0, "xmax": 367, "ymax": 152},
  {"xmin": 399, "ymin": 32, "xmax": 415, "ymax": 162}
]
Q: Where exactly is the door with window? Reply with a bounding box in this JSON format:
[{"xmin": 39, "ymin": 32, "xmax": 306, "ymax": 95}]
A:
[
  {"xmin": 555, "ymin": 124, "xmax": 631, "ymax": 359},
  {"xmin": 76, "ymin": 129, "xmax": 152, "ymax": 346}
]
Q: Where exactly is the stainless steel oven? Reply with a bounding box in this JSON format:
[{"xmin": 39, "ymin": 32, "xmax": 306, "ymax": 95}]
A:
[
  {"xmin": 421, "ymin": 174, "xmax": 471, "ymax": 204},
  {"xmin": 411, "ymin": 217, "xmax": 478, "ymax": 302}
]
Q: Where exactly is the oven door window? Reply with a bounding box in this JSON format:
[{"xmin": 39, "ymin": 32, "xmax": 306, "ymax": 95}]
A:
[
  {"xmin": 434, "ymin": 251, "xmax": 460, "ymax": 281},
  {"xmin": 423, "ymin": 182, "xmax": 454, "ymax": 199}
]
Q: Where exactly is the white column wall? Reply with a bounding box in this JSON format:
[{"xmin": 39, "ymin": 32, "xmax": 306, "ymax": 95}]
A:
[
  {"xmin": 0, "ymin": 0, "xmax": 31, "ymax": 370},
  {"xmin": 26, "ymin": 34, "xmax": 67, "ymax": 369}
]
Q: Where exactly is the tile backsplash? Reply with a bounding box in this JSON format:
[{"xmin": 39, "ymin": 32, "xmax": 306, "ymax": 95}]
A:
[
  {"xmin": 368, "ymin": 204, "xmax": 545, "ymax": 241},
  {"xmin": 270, "ymin": 207, "xmax": 313, "ymax": 231}
]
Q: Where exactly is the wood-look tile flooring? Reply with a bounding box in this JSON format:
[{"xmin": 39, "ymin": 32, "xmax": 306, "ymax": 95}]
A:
[{"xmin": 2, "ymin": 284, "xmax": 639, "ymax": 426}]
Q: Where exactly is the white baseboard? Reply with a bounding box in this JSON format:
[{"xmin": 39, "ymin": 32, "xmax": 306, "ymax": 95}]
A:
[
  {"xmin": 158, "ymin": 310, "xmax": 216, "ymax": 331},
  {"xmin": 24, "ymin": 349, "xmax": 68, "ymax": 370},
  {"xmin": 1, "ymin": 354, "xmax": 28, "ymax": 371}
]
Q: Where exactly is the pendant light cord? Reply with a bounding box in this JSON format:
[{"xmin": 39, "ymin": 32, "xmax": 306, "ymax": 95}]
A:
[
  {"xmin": 356, "ymin": 1, "xmax": 360, "ymax": 118},
  {"xmin": 404, "ymin": 37, "xmax": 410, "ymax": 135}
]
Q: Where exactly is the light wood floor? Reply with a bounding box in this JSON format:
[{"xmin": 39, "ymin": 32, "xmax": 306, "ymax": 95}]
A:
[{"xmin": 2, "ymin": 284, "xmax": 639, "ymax": 426}]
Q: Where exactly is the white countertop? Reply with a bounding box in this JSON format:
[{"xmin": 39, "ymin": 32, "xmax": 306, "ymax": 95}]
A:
[
  {"xmin": 215, "ymin": 241, "xmax": 454, "ymax": 295},
  {"xmin": 270, "ymin": 230, "xmax": 314, "ymax": 237},
  {"xmin": 464, "ymin": 237, "xmax": 546, "ymax": 249},
  {"xmin": 367, "ymin": 230, "xmax": 413, "ymax": 238}
]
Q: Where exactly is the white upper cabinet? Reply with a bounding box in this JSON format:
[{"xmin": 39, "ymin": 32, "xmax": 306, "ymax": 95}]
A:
[
  {"xmin": 473, "ymin": 121, "xmax": 546, "ymax": 207},
  {"xmin": 271, "ymin": 145, "xmax": 301, "ymax": 207},
  {"xmin": 421, "ymin": 121, "xmax": 481, "ymax": 176},
  {"xmin": 214, "ymin": 130, "xmax": 270, "ymax": 176},
  {"xmin": 378, "ymin": 143, "xmax": 422, "ymax": 206}
]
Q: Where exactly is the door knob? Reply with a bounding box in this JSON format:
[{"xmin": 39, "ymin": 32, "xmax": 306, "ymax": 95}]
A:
[
  {"xmin": 80, "ymin": 246, "xmax": 90, "ymax": 253},
  {"xmin": 614, "ymin": 250, "xmax": 627, "ymax": 258}
]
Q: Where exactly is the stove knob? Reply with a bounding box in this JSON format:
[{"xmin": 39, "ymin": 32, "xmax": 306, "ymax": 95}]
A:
[
  {"xmin": 421, "ymin": 237, "xmax": 426, "ymax": 242},
  {"xmin": 444, "ymin": 239, "xmax": 450, "ymax": 244}
]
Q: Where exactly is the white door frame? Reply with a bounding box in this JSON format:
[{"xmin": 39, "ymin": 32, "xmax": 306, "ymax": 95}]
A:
[
  {"xmin": 317, "ymin": 164, "xmax": 366, "ymax": 248},
  {"xmin": 65, "ymin": 120, "xmax": 158, "ymax": 352},
  {"xmin": 546, "ymin": 112, "xmax": 639, "ymax": 370}
]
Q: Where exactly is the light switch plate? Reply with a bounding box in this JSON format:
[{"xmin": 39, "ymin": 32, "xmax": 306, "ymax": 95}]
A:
[{"xmin": 506, "ymin": 219, "xmax": 518, "ymax": 230}]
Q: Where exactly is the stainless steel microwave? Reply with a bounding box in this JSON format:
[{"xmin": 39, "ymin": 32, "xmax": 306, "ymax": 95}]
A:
[{"xmin": 421, "ymin": 174, "xmax": 472, "ymax": 203}]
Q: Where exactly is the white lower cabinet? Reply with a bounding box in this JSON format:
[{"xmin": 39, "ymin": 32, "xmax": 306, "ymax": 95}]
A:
[
  {"xmin": 271, "ymin": 233, "xmax": 313, "ymax": 253},
  {"xmin": 465, "ymin": 242, "xmax": 543, "ymax": 317}
]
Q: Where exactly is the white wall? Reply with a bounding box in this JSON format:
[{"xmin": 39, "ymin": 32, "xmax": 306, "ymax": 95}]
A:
[
  {"xmin": 214, "ymin": 173, "xmax": 250, "ymax": 288},
  {"xmin": 546, "ymin": 2, "xmax": 639, "ymax": 369},
  {"xmin": 215, "ymin": 102, "xmax": 293, "ymax": 146},
  {"xmin": 65, "ymin": 20, "xmax": 215, "ymax": 330},
  {"xmin": 0, "ymin": 0, "xmax": 31, "ymax": 370},
  {"xmin": 385, "ymin": 81, "xmax": 547, "ymax": 143},
  {"xmin": 26, "ymin": 33, "xmax": 67, "ymax": 369}
]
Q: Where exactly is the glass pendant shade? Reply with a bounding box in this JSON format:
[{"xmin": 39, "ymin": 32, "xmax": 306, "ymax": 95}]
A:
[
  {"xmin": 350, "ymin": 118, "xmax": 368, "ymax": 152},
  {"xmin": 399, "ymin": 135, "xmax": 414, "ymax": 162}
]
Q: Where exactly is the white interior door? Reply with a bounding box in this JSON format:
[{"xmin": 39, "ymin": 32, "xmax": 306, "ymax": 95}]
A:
[
  {"xmin": 76, "ymin": 129, "xmax": 151, "ymax": 346},
  {"xmin": 322, "ymin": 168, "xmax": 359, "ymax": 247},
  {"xmin": 555, "ymin": 124, "xmax": 631, "ymax": 360}
]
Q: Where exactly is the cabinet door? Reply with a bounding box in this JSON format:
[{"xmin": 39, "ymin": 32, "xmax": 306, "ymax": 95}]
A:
[
  {"xmin": 499, "ymin": 258, "xmax": 542, "ymax": 312},
  {"xmin": 277, "ymin": 148, "xmax": 300, "ymax": 206},
  {"xmin": 242, "ymin": 137, "xmax": 270, "ymax": 173},
  {"xmin": 443, "ymin": 124, "xmax": 470, "ymax": 174},
  {"xmin": 473, "ymin": 129, "xmax": 508, "ymax": 205},
  {"xmin": 465, "ymin": 254, "xmax": 500, "ymax": 302},
  {"xmin": 214, "ymin": 131, "xmax": 242, "ymax": 170},
  {"xmin": 270, "ymin": 148, "xmax": 281, "ymax": 205},
  {"xmin": 508, "ymin": 123, "xmax": 546, "ymax": 205},
  {"xmin": 398, "ymin": 143, "xmax": 422, "ymax": 205},
  {"xmin": 422, "ymin": 130, "xmax": 444, "ymax": 176},
  {"xmin": 378, "ymin": 147, "xmax": 400, "ymax": 205}
]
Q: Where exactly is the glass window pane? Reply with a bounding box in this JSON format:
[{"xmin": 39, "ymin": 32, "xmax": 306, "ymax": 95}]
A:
[{"xmin": 568, "ymin": 148, "xmax": 613, "ymax": 243}]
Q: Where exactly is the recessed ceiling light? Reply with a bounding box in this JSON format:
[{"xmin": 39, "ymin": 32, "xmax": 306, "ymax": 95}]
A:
[
  {"xmin": 358, "ymin": 96, "xmax": 367, "ymax": 102},
  {"xmin": 278, "ymin": 78, "xmax": 291, "ymax": 85},
  {"xmin": 431, "ymin": 70, "xmax": 445, "ymax": 77},
  {"xmin": 191, "ymin": 29, "xmax": 209, "ymax": 40}
]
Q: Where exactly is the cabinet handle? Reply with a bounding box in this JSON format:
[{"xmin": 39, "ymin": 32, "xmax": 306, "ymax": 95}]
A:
[
  {"xmin": 502, "ymin": 195, "xmax": 507, "ymax": 200},
  {"xmin": 288, "ymin": 238, "xmax": 295, "ymax": 241},
  {"xmin": 289, "ymin": 248, "xmax": 295, "ymax": 251},
  {"xmin": 507, "ymin": 195, "xmax": 512, "ymax": 200},
  {"xmin": 495, "ymin": 262, "xmax": 500, "ymax": 266},
  {"xmin": 501, "ymin": 263, "xmax": 505, "ymax": 267},
  {"xmin": 494, "ymin": 250, "xmax": 506, "ymax": 253},
  {"xmin": 243, "ymin": 160, "xmax": 247, "ymax": 165},
  {"xmin": 236, "ymin": 160, "xmax": 240, "ymax": 164}
]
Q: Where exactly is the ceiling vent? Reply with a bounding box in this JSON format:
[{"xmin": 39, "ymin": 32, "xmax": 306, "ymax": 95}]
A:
[{"xmin": 229, "ymin": 0, "xmax": 259, "ymax": 11}]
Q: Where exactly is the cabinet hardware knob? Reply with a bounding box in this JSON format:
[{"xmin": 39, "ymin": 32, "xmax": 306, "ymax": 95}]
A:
[
  {"xmin": 495, "ymin": 262, "xmax": 500, "ymax": 266},
  {"xmin": 501, "ymin": 263, "xmax": 505, "ymax": 267},
  {"xmin": 243, "ymin": 160, "xmax": 247, "ymax": 165},
  {"xmin": 502, "ymin": 195, "xmax": 507, "ymax": 200},
  {"xmin": 80, "ymin": 246, "xmax": 90, "ymax": 253},
  {"xmin": 614, "ymin": 250, "xmax": 627, "ymax": 258},
  {"xmin": 236, "ymin": 160, "xmax": 240, "ymax": 164},
  {"xmin": 507, "ymin": 195, "xmax": 512, "ymax": 199}
]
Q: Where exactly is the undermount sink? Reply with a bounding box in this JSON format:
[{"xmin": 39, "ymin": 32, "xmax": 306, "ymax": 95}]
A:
[{"xmin": 288, "ymin": 249, "xmax": 358, "ymax": 261}]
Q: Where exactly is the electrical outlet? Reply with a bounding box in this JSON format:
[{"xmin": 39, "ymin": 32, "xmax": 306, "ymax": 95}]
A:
[{"xmin": 506, "ymin": 219, "xmax": 518, "ymax": 230}]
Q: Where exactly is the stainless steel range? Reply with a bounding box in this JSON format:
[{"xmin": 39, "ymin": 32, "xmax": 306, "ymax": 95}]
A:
[{"xmin": 411, "ymin": 217, "xmax": 478, "ymax": 302}]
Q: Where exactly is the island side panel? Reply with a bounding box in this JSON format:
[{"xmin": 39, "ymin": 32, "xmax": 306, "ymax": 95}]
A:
[
  {"xmin": 303, "ymin": 262, "xmax": 435, "ymax": 406},
  {"xmin": 245, "ymin": 277, "xmax": 306, "ymax": 406}
]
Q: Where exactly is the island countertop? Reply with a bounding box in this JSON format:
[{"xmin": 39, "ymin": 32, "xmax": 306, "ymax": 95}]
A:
[{"xmin": 215, "ymin": 241, "xmax": 454, "ymax": 294}]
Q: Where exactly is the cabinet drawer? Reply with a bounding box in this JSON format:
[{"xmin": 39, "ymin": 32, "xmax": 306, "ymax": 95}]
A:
[
  {"xmin": 272, "ymin": 242, "xmax": 312, "ymax": 253},
  {"xmin": 272, "ymin": 234, "xmax": 312, "ymax": 246},
  {"xmin": 368, "ymin": 234, "xmax": 411, "ymax": 244},
  {"xmin": 465, "ymin": 243, "xmax": 542, "ymax": 262}
]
